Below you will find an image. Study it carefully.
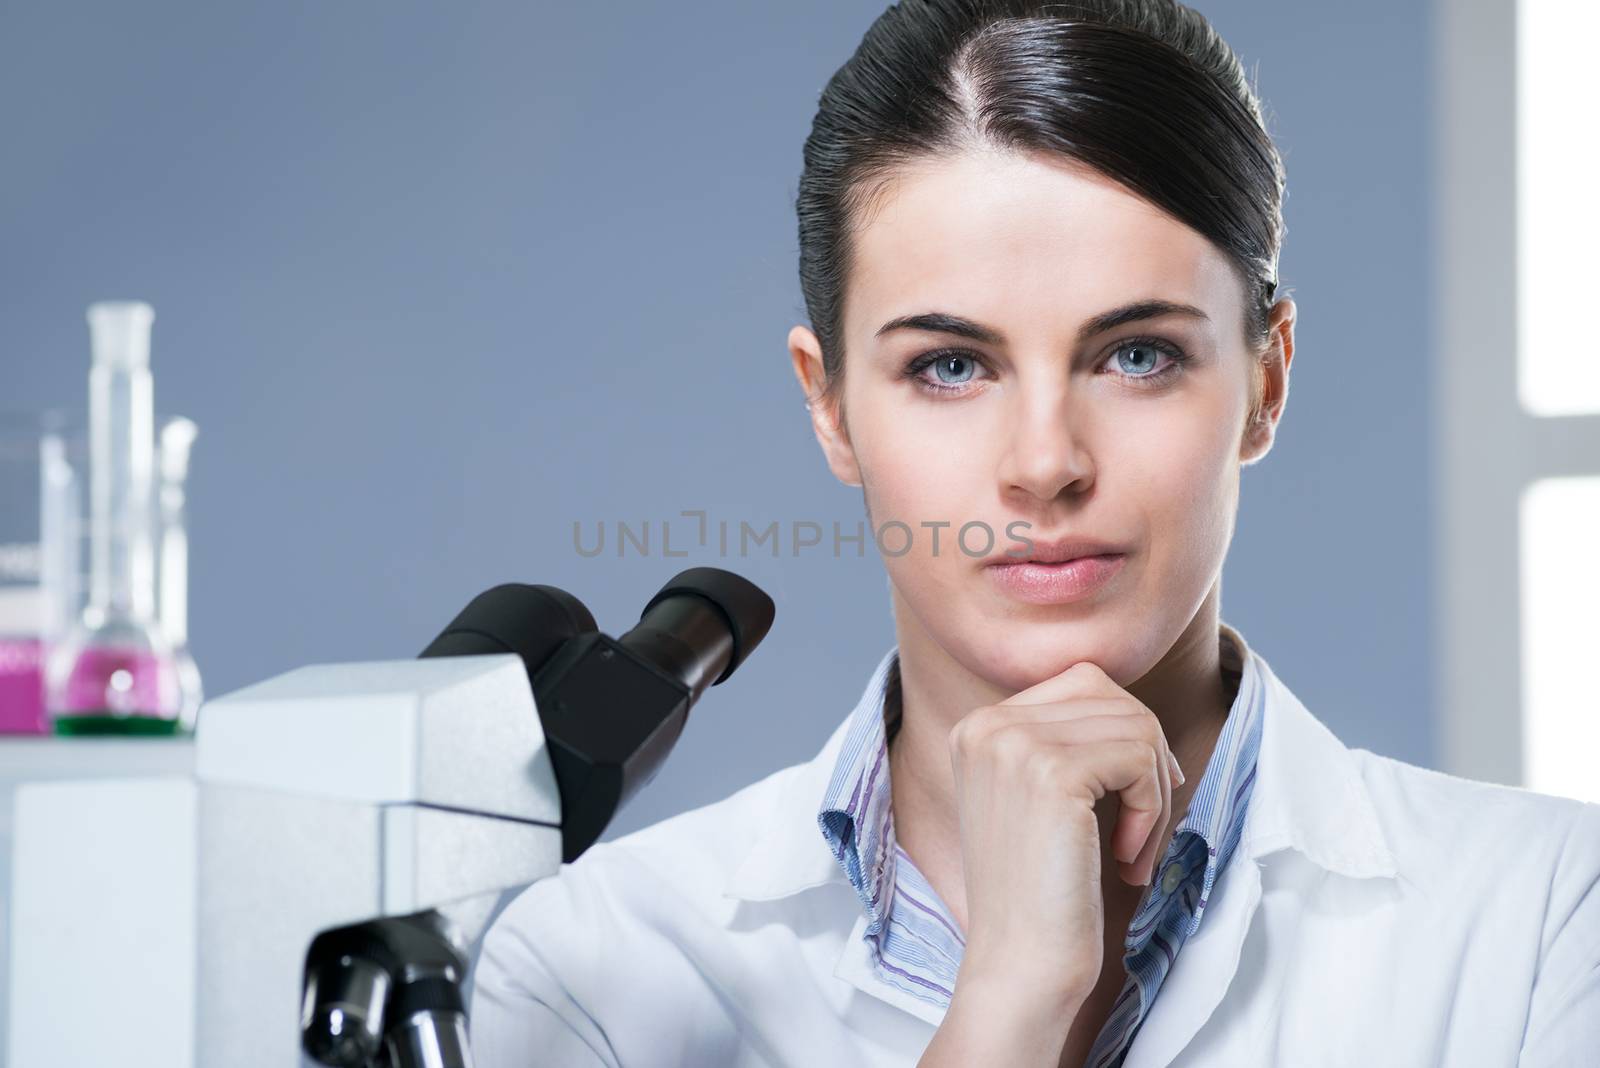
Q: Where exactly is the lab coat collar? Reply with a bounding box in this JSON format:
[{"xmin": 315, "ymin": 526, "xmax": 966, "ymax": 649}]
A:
[
  {"xmin": 1238, "ymin": 643, "xmax": 1398, "ymax": 879},
  {"xmin": 722, "ymin": 690, "xmax": 858, "ymax": 901},
  {"xmin": 725, "ymin": 631, "xmax": 1397, "ymax": 905}
]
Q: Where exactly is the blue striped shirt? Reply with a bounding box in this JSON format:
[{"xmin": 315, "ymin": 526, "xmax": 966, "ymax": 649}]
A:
[{"xmin": 815, "ymin": 622, "xmax": 1264, "ymax": 1067}]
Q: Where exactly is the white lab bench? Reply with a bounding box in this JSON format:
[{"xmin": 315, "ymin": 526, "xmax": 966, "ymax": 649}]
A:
[{"xmin": 0, "ymin": 737, "xmax": 195, "ymax": 1068}]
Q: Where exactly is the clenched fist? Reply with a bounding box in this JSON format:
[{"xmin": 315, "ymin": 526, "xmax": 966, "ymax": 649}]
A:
[{"xmin": 931, "ymin": 658, "xmax": 1184, "ymax": 1063}]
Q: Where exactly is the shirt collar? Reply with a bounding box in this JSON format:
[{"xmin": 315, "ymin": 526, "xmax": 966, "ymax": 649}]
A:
[
  {"xmin": 1167, "ymin": 621, "xmax": 1259, "ymax": 877},
  {"xmin": 723, "ymin": 623, "xmax": 1397, "ymax": 904},
  {"xmin": 814, "ymin": 646, "xmax": 901, "ymax": 937}
]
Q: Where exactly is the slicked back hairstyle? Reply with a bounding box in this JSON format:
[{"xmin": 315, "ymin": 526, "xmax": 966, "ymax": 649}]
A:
[{"xmin": 795, "ymin": 0, "xmax": 1287, "ymax": 423}]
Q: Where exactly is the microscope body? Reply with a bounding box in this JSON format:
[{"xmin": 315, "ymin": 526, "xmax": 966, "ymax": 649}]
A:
[
  {"xmin": 9, "ymin": 568, "xmax": 774, "ymax": 1067},
  {"xmin": 195, "ymin": 652, "xmax": 563, "ymax": 1067}
]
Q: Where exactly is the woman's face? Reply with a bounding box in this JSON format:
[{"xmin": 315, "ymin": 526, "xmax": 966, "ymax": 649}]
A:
[{"xmin": 790, "ymin": 147, "xmax": 1294, "ymax": 693}]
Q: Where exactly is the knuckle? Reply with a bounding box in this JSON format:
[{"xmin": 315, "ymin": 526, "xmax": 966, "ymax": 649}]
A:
[
  {"xmin": 949, "ymin": 706, "xmax": 994, "ymax": 753},
  {"xmin": 1125, "ymin": 704, "xmax": 1163, "ymax": 747},
  {"xmin": 989, "ymin": 721, "xmax": 1033, "ymax": 765},
  {"xmin": 1024, "ymin": 745, "xmax": 1066, "ymax": 790},
  {"xmin": 947, "ymin": 722, "xmax": 970, "ymax": 759},
  {"xmin": 1065, "ymin": 661, "xmax": 1105, "ymax": 682}
]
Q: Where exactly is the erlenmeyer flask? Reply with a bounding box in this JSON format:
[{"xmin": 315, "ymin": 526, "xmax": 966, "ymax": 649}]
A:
[{"xmin": 44, "ymin": 302, "xmax": 182, "ymax": 734}]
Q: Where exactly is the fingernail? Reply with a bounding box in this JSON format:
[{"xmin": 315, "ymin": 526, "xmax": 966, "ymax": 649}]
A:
[{"xmin": 1168, "ymin": 751, "xmax": 1186, "ymax": 786}]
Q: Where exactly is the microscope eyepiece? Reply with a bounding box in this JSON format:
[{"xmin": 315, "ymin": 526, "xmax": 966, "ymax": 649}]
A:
[
  {"xmin": 633, "ymin": 566, "xmax": 776, "ymax": 686},
  {"xmin": 623, "ymin": 566, "xmax": 776, "ymax": 698},
  {"xmin": 420, "ymin": 567, "xmax": 776, "ymax": 862},
  {"xmin": 523, "ymin": 568, "xmax": 776, "ymax": 860}
]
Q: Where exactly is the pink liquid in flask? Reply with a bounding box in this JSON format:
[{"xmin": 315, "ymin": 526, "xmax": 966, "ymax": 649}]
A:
[
  {"xmin": 52, "ymin": 644, "xmax": 182, "ymax": 736},
  {"xmin": 0, "ymin": 636, "xmax": 48, "ymax": 734}
]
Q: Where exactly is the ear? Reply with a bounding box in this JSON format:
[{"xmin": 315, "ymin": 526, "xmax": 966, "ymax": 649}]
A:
[
  {"xmin": 789, "ymin": 324, "xmax": 863, "ymax": 488},
  {"xmin": 1240, "ymin": 297, "xmax": 1296, "ymax": 467}
]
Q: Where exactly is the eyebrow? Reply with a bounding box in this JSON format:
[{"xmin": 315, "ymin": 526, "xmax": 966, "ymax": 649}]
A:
[{"xmin": 874, "ymin": 300, "xmax": 1212, "ymax": 346}]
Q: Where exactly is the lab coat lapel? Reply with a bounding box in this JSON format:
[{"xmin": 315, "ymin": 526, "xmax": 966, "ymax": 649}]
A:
[
  {"xmin": 1119, "ymin": 829, "xmax": 1263, "ymax": 1068},
  {"xmin": 1123, "ymin": 644, "xmax": 1398, "ymax": 1068},
  {"xmin": 722, "ymin": 711, "xmax": 855, "ymax": 902}
]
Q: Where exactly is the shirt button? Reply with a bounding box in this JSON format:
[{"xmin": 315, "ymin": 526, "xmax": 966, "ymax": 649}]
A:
[{"xmin": 1160, "ymin": 861, "xmax": 1184, "ymax": 894}]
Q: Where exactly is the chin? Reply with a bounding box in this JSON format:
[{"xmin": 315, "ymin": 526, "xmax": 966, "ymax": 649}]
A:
[{"xmin": 964, "ymin": 620, "xmax": 1127, "ymax": 692}]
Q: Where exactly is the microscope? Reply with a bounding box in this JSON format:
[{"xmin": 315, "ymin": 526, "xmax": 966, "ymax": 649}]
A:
[{"xmin": 192, "ymin": 565, "xmax": 774, "ymax": 1068}]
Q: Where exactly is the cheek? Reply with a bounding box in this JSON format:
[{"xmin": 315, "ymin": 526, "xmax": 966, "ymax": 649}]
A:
[
  {"xmin": 863, "ymin": 453, "xmax": 993, "ymax": 575},
  {"xmin": 1130, "ymin": 408, "xmax": 1240, "ymax": 567},
  {"xmin": 851, "ymin": 397, "xmax": 994, "ymax": 531}
]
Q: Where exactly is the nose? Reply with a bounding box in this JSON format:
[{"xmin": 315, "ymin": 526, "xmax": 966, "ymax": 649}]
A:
[{"xmin": 996, "ymin": 390, "xmax": 1096, "ymax": 503}]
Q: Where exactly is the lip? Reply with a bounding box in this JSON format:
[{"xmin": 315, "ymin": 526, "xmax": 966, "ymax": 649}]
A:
[
  {"xmin": 985, "ymin": 552, "xmax": 1127, "ymax": 605},
  {"xmin": 989, "ymin": 534, "xmax": 1128, "ymax": 565}
]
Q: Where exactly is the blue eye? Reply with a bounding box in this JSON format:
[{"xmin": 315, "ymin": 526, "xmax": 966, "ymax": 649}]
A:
[
  {"xmin": 1113, "ymin": 341, "xmax": 1165, "ymax": 376},
  {"xmin": 902, "ymin": 349, "xmax": 989, "ymax": 394},
  {"xmin": 902, "ymin": 337, "xmax": 1192, "ymax": 397},
  {"xmin": 1106, "ymin": 336, "xmax": 1192, "ymax": 386},
  {"xmin": 930, "ymin": 353, "xmax": 977, "ymax": 385}
]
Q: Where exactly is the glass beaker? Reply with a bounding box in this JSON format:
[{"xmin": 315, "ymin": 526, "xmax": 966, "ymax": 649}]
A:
[
  {"xmin": 0, "ymin": 413, "xmax": 54, "ymax": 734},
  {"xmin": 43, "ymin": 302, "xmax": 182, "ymax": 735}
]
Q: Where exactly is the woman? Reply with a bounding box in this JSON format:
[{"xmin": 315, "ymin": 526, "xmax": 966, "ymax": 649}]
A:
[{"xmin": 473, "ymin": 2, "xmax": 1600, "ymax": 1065}]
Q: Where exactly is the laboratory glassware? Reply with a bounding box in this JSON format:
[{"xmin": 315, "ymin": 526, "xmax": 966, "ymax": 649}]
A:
[
  {"xmin": 43, "ymin": 302, "xmax": 182, "ymax": 734},
  {"xmin": 157, "ymin": 414, "xmax": 202, "ymax": 730},
  {"xmin": 0, "ymin": 413, "xmax": 52, "ymax": 733}
]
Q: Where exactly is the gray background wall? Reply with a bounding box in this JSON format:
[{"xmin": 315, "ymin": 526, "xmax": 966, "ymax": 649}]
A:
[{"xmin": 1, "ymin": 0, "xmax": 1433, "ymax": 842}]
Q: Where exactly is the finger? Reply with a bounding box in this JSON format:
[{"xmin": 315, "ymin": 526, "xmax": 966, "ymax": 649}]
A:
[
  {"xmin": 983, "ymin": 719, "xmax": 1175, "ymax": 885},
  {"xmin": 999, "ymin": 659, "xmax": 1122, "ymax": 707},
  {"xmin": 951, "ymin": 698, "xmax": 1147, "ymax": 769},
  {"xmin": 1062, "ymin": 738, "xmax": 1170, "ymax": 886},
  {"xmin": 966, "ymin": 697, "xmax": 1146, "ymax": 735},
  {"xmin": 983, "ymin": 712, "xmax": 1170, "ymax": 753},
  {"xmin": 1077, "ymin": 723, "xmax": 1178, "ymax": 887},
  {"xmin": 980, "ymin": 715, "xmax": 1179, "ymax": 814},
  {"xmin": 1127, "ymin": 731, "xmax": 1174, "ymax": 887}
]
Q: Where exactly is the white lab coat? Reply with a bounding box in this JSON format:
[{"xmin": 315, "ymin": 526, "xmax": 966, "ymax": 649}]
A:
[{"xmin": 471, "ymin": 643, "xmax": 1600, "ymax": 1067}]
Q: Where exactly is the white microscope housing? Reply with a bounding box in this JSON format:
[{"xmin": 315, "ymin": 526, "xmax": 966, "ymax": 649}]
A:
[{"xmin": 194, "ymin": 651, "xmax": 562, "ymax": 1067}]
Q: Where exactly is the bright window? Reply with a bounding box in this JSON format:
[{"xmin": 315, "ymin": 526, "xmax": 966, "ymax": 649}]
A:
[
  {"xmin": 1516, "ymin": 0, "xmax": 1600, "ymax": 416},
  {"xmin": 1519, "ymin": 477, "xmax": 1600, "ymax": 802}
]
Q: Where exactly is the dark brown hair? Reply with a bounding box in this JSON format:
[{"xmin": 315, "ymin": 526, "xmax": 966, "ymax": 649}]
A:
[{"xmin": 795, "ymin": 0, "xmax": 1288, "ymax": 422}]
